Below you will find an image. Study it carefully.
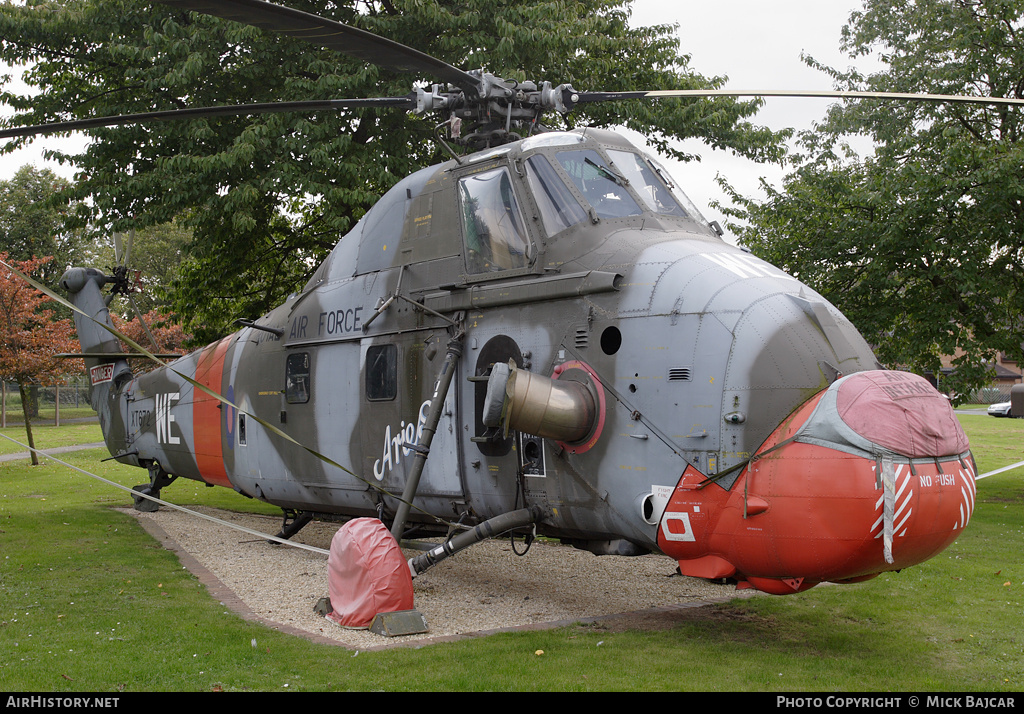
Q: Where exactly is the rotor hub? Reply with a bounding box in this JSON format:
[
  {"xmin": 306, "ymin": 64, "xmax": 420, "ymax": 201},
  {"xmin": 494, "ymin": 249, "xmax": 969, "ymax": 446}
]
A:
[{"xmin": 415, "ymin": 71, "xmax": 578, "ymax": 148}]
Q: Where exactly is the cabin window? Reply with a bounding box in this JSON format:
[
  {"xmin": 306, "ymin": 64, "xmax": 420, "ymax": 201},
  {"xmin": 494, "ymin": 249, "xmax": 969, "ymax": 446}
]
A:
[
  {"xmin": 458, "ymin": 167, "xmax": 531, "ymax": 273},
  {"xmin": 366, "ymin": 344, "xmax": 398, "ymax": 401},
  {"xmin": 606, "ymin": 150, "xmax": 688, "ymax": 217},
  {"xmin": 524, "ymin": 155, "xmax": 587, "ymax": 237},
  {"xmin": 285, "ymin": 352, "xmax": 311, "ymax": 404},
  {"xmin": 555, "ymin": 149, "xmax": 642, "ymax": 219}
]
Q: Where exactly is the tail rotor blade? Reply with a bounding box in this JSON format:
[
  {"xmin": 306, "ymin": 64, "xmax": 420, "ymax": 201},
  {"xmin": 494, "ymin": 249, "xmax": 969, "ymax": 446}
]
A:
[
  {"xmin": 129, "ymin": 295, "xmax": 162, "ymax": 352},
  {"xmin": 125, "ymin": 229, "xmax": 135, "ymax": 269},
  {"xmin": 112, "ymin": 232, "xmax": 124, "ymax": 266}
]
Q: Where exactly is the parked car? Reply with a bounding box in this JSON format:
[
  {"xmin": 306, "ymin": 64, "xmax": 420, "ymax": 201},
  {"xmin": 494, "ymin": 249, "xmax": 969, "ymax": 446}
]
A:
[{"xmin": 988, "ymin": 402, "xmax": 1013, "ymax": 417}]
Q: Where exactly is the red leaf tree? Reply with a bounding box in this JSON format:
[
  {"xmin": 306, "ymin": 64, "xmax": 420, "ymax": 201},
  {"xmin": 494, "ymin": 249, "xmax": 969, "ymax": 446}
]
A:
[
  {"xmin": 112, "ymin": 309, "xmax": 188, "ymax": 363},
  {"xmin": 0, "ymin": 254, "xmax": 79, "ymax": 465}
]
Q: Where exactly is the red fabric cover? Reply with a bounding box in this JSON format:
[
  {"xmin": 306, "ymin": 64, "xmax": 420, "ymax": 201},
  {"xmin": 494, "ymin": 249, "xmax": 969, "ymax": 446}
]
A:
[
  {"xmin": 835, "ymin": 370, "xmax": 969, "ymax": 458},
  {"xmin": 326, "ymin": 518, "xmax": 414, "ymax": 629}
]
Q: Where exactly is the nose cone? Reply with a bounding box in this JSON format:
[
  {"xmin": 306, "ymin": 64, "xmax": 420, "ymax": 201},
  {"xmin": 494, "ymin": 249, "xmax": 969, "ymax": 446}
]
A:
[
  {"xmin": 659, "ymin": 370, "xmax": 975, "ymax": 594},
  {"xmin": 715, "ymin": 289, "xmax": 881, "ymax": 477}
]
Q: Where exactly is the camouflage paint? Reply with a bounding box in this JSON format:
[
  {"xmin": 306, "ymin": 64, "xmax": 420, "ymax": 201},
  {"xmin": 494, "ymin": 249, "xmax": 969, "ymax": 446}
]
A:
[{"xmin": 62, "ymin": 128, "xmax": 973, "ymax": 593}]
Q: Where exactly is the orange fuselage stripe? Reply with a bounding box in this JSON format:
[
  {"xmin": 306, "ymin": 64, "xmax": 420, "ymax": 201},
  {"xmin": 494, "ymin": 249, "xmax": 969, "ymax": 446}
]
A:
[{"xmin": 193, "ymin": 338, "xmax": 232, "ymax": 488}]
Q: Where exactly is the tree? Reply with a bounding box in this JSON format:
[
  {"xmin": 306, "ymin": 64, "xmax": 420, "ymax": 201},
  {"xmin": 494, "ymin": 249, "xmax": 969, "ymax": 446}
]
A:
[
  {"xmin": 0, "ymin": 165, "xmax": 89, "ymax": 285},
  {"xmin": 121, "ymin": 222, "xmax": 191, "ymax": 316},
  {"xmin": 721, "ymin": 0, "xmax": 1024, "ymax": 399},
  {"xmin": 0, "ymin": 0, "xmax": 788, "ymax": 344},
  {"xmin": 0, "ymin": 254, "xmax": 79, "ymax": 465},
  {"xmin": 112, "ymin": 307, "xmax": 188, "ymax": 364}
]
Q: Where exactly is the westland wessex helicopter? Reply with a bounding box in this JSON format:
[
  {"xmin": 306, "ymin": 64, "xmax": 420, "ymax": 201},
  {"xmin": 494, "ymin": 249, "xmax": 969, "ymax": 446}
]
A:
[{"xmin": 4, "ymin": 0, "xmax": 1004, "ymax": 617}]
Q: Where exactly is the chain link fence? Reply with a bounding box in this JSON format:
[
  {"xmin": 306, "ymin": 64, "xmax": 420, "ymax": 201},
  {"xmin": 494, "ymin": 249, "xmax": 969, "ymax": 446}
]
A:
[{"xmin": 1, "ymin": 377, "xmax": 96, "ymax": 427}]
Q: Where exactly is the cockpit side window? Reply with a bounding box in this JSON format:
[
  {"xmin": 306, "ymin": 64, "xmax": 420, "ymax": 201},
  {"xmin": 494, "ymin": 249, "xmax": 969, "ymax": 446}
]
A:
[
  {"xmin": 555, "ymin": 149, "xmax": 642, "ymax": 219},
  {"xmin": 458, "ymin": 167, "xmax": 532, "ymax": 274},
  {"xmin": 524, "ymin": 155, "xmax": 587, "ymax": 237},
  {"xmin": 606, "ymin": 150, "xmax": 688, "ymax": 218}
]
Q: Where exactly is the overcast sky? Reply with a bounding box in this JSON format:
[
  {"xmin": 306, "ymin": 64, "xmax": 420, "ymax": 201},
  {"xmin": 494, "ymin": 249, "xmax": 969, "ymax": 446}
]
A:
[
  {"xmin": 627, "ymin": 0, "xmax": 879, "ymax": 237},
  {"xmin": 0, "ymin": 0, "xmax": 878, "ymax": 240}
]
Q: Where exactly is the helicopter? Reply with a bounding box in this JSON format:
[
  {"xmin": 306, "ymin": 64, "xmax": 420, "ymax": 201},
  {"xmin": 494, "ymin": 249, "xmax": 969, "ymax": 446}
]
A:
[{"xmin": 1, "ymin": 0, "xmax": 996, "ymax": 620}]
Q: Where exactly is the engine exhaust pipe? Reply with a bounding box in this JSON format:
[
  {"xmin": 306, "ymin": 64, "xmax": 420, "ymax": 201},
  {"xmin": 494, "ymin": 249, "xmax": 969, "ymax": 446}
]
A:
[{"xmin": 482, "ymin": 361, "xmax": 600, "ymax": 446}]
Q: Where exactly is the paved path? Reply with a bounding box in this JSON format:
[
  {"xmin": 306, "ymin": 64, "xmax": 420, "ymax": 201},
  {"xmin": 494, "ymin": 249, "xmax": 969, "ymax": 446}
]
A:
[
  {"xmin": 955, "ymin": 408, "xmax": 991, "ymax": 416},
  {"xmin": 0, "ymin": 441, "xmax": 107, "ymax": 463}
]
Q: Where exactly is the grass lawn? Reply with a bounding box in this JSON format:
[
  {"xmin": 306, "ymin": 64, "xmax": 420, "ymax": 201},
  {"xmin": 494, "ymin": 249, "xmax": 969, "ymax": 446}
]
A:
[
  {"xmin": 0, "ymin": 415, "xmax": 1021, "ymax": 692},
  {"xmin": 0, "ymin": 421, "xmax": 104, "ymax": 456}
]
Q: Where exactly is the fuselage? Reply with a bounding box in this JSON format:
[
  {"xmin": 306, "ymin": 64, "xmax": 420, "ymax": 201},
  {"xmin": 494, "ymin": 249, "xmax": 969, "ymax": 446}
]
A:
[{"xmin": 64, "ymin": 127, "xmax": 975, "ymax": 593}]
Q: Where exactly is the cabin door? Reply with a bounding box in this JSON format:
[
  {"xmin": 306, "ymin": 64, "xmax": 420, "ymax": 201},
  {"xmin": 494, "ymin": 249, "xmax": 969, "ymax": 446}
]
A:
[{"xmin": 359, "ymin": 332, "xmax": 464, "ymax": 510}]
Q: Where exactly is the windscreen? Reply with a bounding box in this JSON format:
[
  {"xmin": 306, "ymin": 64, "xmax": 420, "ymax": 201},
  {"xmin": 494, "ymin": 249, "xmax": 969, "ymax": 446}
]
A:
[
  {"xmin": 644, "ymin": 155, "xmax": 711, "ymax": 226},
  {"xmin": 555, "ymin": 149, "xmax": 642, "ymax": 219},
  {"xmin": 607, "ymin": 149, "xmax": 688, "ymax": 218},
  {"xmin": 524, "ymin": 154, "xmax": 587, "ymax": 237}
]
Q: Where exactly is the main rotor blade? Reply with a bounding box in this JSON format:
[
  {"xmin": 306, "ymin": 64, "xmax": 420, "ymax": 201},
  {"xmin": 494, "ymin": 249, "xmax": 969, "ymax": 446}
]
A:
[
  {"xmin": 0, "ymin": 96, "xmax": 415, "ymax": 139},
  {"xmin": 571, "ymin": 88, "xmax": 1024, "ymax": 107},
  {"xmin": 157, "ymin": 0, "xmax": 481, "ymax": 97}
]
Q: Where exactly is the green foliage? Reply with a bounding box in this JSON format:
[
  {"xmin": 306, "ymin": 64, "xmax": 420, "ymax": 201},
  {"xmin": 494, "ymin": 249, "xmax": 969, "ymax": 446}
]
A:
[
  {"xmin": 0, "ymin": 165, "xmax": 88, "ymax": 285},
  {"xmin": 722, "ymin": 0, "xmax": 1024, "ymax": 398},
  {"xmin": 1, "ymin": 0, "xmax": 787, "ymax": 343}
]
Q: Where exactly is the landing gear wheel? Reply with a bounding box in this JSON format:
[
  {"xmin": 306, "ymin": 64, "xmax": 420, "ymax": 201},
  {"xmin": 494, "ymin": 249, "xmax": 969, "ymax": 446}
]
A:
[
  {"xmin": 132, "ymin": 463, "xmax": 176, "ymax": 512},
  {"xmin": 132, "ymin": 485, "xmax": 160, "ymax": 512}
]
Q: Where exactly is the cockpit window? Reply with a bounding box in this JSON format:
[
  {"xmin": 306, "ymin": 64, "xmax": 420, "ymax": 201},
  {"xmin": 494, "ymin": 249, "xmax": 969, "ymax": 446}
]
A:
[
  {"xmin": 555, "ymin": 149, "xmax": 642, "ymax": 219},
  {"xmin": 524, "ymin": 155, "xmax": 587, "ymax": 237},
  {"xmin": 458, "ymin": 167, "xmax": 532, "ymax": 273},
  {"xmin": 644, "ymin": 156, "xmax": 712, "ymax": 226},
  {"xmin": 607, "ymin": 150, "xmax": 688, "ymax": 218}
]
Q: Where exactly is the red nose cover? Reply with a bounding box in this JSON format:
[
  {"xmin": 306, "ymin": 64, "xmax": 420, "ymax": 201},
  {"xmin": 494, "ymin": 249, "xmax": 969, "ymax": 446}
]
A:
[
  {"xmin": 659, "ymin": 371, "xmax": 976, "ymax": 593},
  {"xmin": 326, "ymin": 518, "xmax": 414, "ymax": 628}
]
